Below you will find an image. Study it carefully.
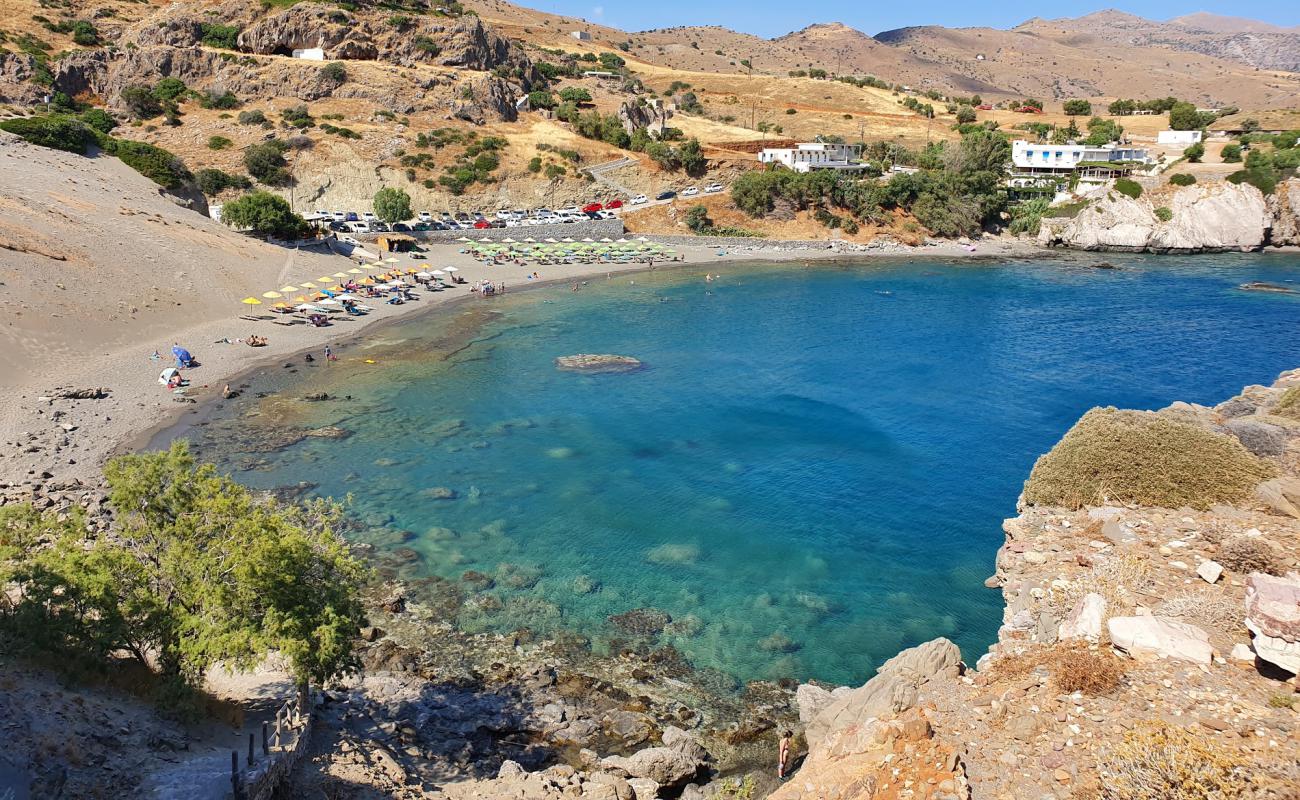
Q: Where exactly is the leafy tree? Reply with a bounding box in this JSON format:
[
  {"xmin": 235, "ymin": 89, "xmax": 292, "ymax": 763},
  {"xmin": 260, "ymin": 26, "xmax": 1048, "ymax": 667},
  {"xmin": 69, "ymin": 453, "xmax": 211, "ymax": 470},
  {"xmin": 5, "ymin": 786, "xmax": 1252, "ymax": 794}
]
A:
[
  {"xmin": 71, "ymin": 20, "xmax": 99, "ymax": 47},
  {"xmin": 237, "ymin": 109, "xmax": 268, "ymax": 126},
  {"xmin": 677, "ymin": 137, "xmax": 705, "ymax": 176},
  {"xmin": 527, "ymin": 90, "xmax": 556, "ymax": 110},
  {"xmin": 685, "ymin": 204, "xmax": 712, "ymax": 232},
  {"xmin": 558, "ymin": 87, "xmax": 592, "ymax": 103},
  {"xmin": 1183, "ymin": 141, "xmax": 1205, "ymax": 163},
  {"xmin": 1107, "ymin": 98, "xmax": 1136, "ymax": 116},
  {"xmin": 78, "ymin": 108, "xmax": 117, "ymax": 134},
  {"xmin": 373, "ymin": 187, "xmax": 412, "ymax": 223},
  {"xmin": 194, "ymin": 168, "xmax": 251, "ymax": 195},
  {"xmin": 597, "ymin": 52, "xmax": 625, "ymax": 71},
  {"xmin": 955, "ymin": 105, "xmax": 976, "ymax": 124},
  {"xmin": 199, "ymin": 22, "xmax": 241, "ymax": 50},
  {"xmin": 1169, "ymin": 101, "xmax": 1213, "ymax": 131},
  {"xmin": 644, "ymin": 140, "xmax": 679, "ymax": 170},
  {"xmin": 120, "ymin": 85, "xmax": 162, "ymax": 119},
  {"xmin": 243, "ymin": 141, "xmax": 291, "ymax": 185},
  {"xmin": 0, "ymin": 443, "xmax": 365, "ymax": 706},
  {"xmin": 1239, "ymin": 118, "xmax": 1260, "ymax": 133},
  {"xmin": 1062, "ymin": 99, "xmax": 1092, "ymax": 116},
  {"xmin": 221, "ymin": 190, "xmax": 307, "ymax": 238},
  {"xmin": 152, "ymin": 77, "xmax": 188, "ymax": 102},
  {"xmin": 1083, "ymin": 116, "xmax": 1123, "ymax": 146}
]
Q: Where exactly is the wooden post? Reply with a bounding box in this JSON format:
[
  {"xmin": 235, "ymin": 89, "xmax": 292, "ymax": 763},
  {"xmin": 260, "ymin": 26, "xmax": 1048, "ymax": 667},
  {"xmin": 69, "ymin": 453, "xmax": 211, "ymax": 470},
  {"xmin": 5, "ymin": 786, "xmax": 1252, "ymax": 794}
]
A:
[
  {"xmin": 262, "ymin": 721, "xmax": 269, "ymax": 756},
  {"xmin": 231, "ymin": 751, "xmax": 240, "ymax": 798},
  {"xmin": 248, "ymin": 732, "xmax": 255, "ymax": 766}
]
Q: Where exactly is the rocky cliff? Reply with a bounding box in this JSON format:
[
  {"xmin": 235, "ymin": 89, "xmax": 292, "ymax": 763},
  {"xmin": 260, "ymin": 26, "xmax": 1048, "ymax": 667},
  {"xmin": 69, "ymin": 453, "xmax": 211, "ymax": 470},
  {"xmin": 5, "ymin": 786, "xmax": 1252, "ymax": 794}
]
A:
[
  {"xmin": 1038, "ymin": 179, "xmax": 1279, "ymax": 253},
  {"xmin": 1270, "ymin": 179, "xmax": 1300, "ymax": 247},
  {"xmin": 768, "ymin": 369, "xmax": 1300, "ymax": 800}
]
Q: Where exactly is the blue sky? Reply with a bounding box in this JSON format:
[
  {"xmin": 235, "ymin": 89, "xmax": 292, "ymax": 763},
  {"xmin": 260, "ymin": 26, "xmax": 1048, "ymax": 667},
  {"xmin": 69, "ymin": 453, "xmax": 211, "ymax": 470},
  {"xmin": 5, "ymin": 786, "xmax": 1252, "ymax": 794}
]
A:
[{"xmin": 529, "ymin": 1, "xmax": 1298, "ymax": 37}]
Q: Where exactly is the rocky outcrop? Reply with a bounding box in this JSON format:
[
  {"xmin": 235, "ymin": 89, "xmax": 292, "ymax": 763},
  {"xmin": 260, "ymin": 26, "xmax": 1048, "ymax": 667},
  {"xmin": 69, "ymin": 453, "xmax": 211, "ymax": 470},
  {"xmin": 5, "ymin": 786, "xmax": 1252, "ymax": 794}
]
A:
[
  {"xmin": 0, "ymin": 54, "xmax": 44, "ymax": 105},
  {"xmin": 1107, "ymin": 616, "xmax": 1215, "ymax": 664},
  {"xmin": 801, "ymin": 638, "xmax": 960, "ymax": 751},
  {"xmin": 555, "ymin": 355, "xmax": 645, "ymax": 374},
  {"xmin": 1245, "ymin": 572, "xmax": 1300, "ymax": 674},
  {"xmin": 1269, "ymin": 178, "xmax": 1300, "ymax": 246},
  {"xmin": 619, "ymin": 100, "xmax": 670, "ymax": 137},
  {"xmin": 451, "ymin": 75, "xmax": 522, "ymax": 124},
  {"xmin": 1038, "ymin": 180, "xmax": 1272, "ymax": 253}
]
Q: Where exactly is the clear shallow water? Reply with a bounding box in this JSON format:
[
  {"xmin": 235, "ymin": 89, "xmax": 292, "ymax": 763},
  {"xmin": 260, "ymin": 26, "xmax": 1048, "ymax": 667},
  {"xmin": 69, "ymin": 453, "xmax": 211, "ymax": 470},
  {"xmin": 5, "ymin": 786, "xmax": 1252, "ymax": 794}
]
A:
[{"xmin": 184, "ymin": 254, "xmax": 1300, "ymax": 686}]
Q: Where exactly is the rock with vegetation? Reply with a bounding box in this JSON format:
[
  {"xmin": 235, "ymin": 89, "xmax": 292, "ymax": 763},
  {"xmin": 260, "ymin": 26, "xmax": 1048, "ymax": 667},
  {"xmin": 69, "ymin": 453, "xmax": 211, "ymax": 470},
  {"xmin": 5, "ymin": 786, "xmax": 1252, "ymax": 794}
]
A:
[
  {"xmin": 1022, "ymin": 407, "xmax": 1274, "ymax": 510},
  {"xmin": 1038, "ymin": 180, "xmax": 1272, "ymax": 252}
]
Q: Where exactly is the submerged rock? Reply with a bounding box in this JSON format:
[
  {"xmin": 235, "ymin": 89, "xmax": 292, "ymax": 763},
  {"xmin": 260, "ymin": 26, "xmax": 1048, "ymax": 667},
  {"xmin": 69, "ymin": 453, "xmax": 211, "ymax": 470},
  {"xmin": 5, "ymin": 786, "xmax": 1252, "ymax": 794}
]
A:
[
  {"xmin": 1239, "ymin": 281, "xmax": 1300, "ymax": 295},
  {"xmin": 555, "ymin": 354, "xmax": 644, "ymax": 373},
  {"xmin": 609, "ymin": 608, "xmax": 672, "ymax": 637}
]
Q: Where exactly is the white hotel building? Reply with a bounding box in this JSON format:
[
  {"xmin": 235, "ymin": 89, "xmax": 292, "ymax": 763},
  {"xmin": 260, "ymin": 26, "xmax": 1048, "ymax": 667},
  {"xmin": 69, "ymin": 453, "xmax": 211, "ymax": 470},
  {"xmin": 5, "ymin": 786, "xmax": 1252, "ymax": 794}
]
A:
[
  {"xmin": 1008, "ymin": 140, "xmax": 1151, "ymax": 193},
  {"xmin": 757, "ymin": 142, "xmax": 866, "ymax": 173}
]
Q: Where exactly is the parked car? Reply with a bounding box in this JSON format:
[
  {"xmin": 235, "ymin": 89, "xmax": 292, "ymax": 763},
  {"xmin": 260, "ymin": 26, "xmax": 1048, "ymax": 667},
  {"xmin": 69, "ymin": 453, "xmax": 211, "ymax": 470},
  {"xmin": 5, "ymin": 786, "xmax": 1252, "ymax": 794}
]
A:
[
  {"xmin": 392, "ymin": 223, "xmax": 411, "ymax": 232},
  {"xmin": 655, "ymin": 191, "xmax": 676, "ymax": 201},
  {"xmin": 413, "ymin": 222, "xmax": 431, "ymax": 231},
  {"xmin": 581, "ymin": 202, "xmax": 603, "ymax": 213},
  {"xmin": 681, "ymin": 187, "xmax": 699, "ymax": 197},
  {"xmin": 473, "ymin": 219, "xmax": 491, "ymax": 229},
  {"xmin": 418, "ymin": 211, "xmax": 433, "ymax": 222},
  {"xmin": 345, "ymin": 212, "xmax": 359, "ymax": 221},
  {"xmin": 332, "ymin": 211, "xmax": 346, "ymax": 221},
  {"xmin": 362, "ymin": 211, "xmax": 377, "ymax": 220},
  {"xmin": 704, "ymin": 183, "xmax": 723, "ymax": 193},
  {"xmin": 605, "ymin": 199, "xmax": 624, "ymax": 209},
  {"xmin": 371, "ymin": 222, "xmax": 390, "ymax": 232},
  {"xmin": 630, "ymin": 194, "xmax": 647, "ymax": 205}
]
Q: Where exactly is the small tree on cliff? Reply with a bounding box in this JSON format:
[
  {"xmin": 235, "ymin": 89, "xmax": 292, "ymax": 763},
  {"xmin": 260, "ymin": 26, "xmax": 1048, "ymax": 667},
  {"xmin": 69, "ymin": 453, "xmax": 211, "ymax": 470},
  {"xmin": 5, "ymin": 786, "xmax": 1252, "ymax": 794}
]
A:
[
  {"xmin": 221, "ymin": 191, "xmax": 308, "ymax": 238},
  {"xmin": 373, "ymin": 187, "xmax": 412, "ymax": 224},
  {"xmin": 0, "ymin": 442, "xmax": 367, "ymax": 711}
]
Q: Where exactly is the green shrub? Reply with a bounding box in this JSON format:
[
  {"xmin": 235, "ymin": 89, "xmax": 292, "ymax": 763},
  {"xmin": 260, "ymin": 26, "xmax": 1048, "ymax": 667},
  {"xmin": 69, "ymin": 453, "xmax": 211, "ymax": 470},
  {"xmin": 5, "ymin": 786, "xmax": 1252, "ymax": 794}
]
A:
[
  {"xmin": 1062, "ymin": 99, "xmax": 1091, "ymax": 116},
  {"xmin": 543, "ymin": 163, "xmax": 565, "ymax": 179},
  {"xmin": 0, "ymin": 114, "xmax": 99, "ymax": 153},
  {"xmin": 110, "ymin": 139, "xmax": 192, "ymax": 190},
  {"xmin": 243, "ymin": 141, "xmax": 291, "ymax": 185},
  {"xmin": 1114, "ymin": 178, "xmax": 1142, "ymax": 199},
  {"xmin": 1008, "ymin": 198, "xmax": 1049, "ymax": 235},
  {"xmin": 1168, "ymin": 173, "xmax": 1196, "ymax": 186},
  {"xmin": 1274, "ymin": 386, "xmax": 1300, "ymax": 421},
  {"xmin": 221, "ymin": 190, "xmax": 307, "ymax": 237},
  {"xmin": 685, "ymin": 204, "xmax": 712, "ymax": 232},
  {"xmin": 207, "ymin": 135, "xmax": 233, "ymax": 150},
  {"xmin": 1227, "ymin": 168, "xmax": 1277, "ymax": 195},
  {"xmin": 199, "ymin": 22, "xmax": 240, "ymax": 50},
  {"xmin": 527, "ymin": 156, "xmax": 542, "ymax": 173},
  {"xmin": 1023, "ymin": 407, "xmax": 1275, "ymax": 510},
  {"xmin": 1154, "ymin": 206, "xmax": 1172, "ymax": 222},
  {"xmin": 319, "ymin": 62, "xmax": 346, "ymax": 84},
  {"xmin": 70, "ymin": 20, "xmax": 99, "ymax": 47},
  {"xmin": 527, "ymin": 90, "xmax": 556, "ymax": 110},
  {"xmin": 1183, "ymin": 142, "xmax": 1205, "ymax": 163},
  {"xmin": 152, "ymin": 77, "xmax": 188, "ymax": 101},
  {"xmin": 1220, "ymin": 143, "xmax": 1242, "ymax": 163},
  {"xmin": 194, "ymin": 168, "xmax": 250, "ymax": 195},
  {"xmin": 237, "ymin": 109, "xmax": 267, "ymax": 125},
  {"xmin": 197, "ymin": 90, "xmax": 240, "ymax": 110},
  {"xmin": 120, "ymin": 85, "xmax": 162, "ymax": 119}
]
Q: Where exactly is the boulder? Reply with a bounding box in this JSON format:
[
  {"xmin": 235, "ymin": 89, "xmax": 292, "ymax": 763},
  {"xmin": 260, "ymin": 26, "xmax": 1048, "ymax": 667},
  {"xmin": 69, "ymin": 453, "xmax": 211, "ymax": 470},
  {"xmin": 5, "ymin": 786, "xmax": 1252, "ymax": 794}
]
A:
[
  {"xmin": 1223, "ymin": 419, "xmax": 1289, "ymax": 457},
  {"xmin": 1197, "ymin": 560, "xmax": 1224, "ymax": 584},
  {"xmin": 660, "ymin": 726, "xmax": 709, "ymax": 762},
  {"xmin": 1107, "ymin": 616, "xmax": 1214, "ymax": 664},
  {"xmin": 804, "ymin": 638, "xmax": 960, "ymax": 751},
  {"xmin": 1244, "ymin": 572, "xmax": 1300, "ymax": 640},
  {"xmin": 1059, "ymin": 593, "xmax": 1107, "ymax": 642},
  {"xmin": 627, "ymin": 778, "xmax": 660, "ymax": 800},
  {"xmin": 1230, "ymin": 643, "xmax": 1256, "ymax": 662},
  {"xmin": 1256, "ymin": 477, "xmax": 1300, "ymax": 519},
  {"xmin": 584, "ymin": 773, "xmax": 634, "ymax": 800},
  {"xmin": 602, "ymin": 747, "xmax": 700, "ymax": 787},
  {"xmin": 1101, "ymin": 520, "xmax": 1139, "ymax": 546}
]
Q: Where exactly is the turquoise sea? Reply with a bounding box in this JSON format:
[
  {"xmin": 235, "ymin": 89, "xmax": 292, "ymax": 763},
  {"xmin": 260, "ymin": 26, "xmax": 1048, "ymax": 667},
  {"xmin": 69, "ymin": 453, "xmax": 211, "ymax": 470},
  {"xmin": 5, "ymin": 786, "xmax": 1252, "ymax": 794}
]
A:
[{"xmin": 180, "ymin": 254, "xmax": 1300, "ymax": 687}]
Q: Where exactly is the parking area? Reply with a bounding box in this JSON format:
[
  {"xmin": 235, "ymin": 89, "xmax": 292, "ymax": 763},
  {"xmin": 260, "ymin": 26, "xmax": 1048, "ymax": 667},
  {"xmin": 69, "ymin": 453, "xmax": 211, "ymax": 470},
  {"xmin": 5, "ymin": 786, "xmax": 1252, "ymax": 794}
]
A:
[{"xmin": 309, "ymin": 184, "xmax": 726, "ymax": 234}]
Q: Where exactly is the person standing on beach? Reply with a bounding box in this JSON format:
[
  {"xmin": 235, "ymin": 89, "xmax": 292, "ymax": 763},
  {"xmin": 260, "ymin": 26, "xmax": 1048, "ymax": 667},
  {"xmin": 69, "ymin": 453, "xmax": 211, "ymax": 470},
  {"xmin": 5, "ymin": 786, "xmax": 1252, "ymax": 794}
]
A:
[
  {"xmin": 324, "ymin": 344, "xmax": 337, "ymax": 362},
  {"xmin": 777, "ymin": 730, "xmax": 792, "ymax": 780}
]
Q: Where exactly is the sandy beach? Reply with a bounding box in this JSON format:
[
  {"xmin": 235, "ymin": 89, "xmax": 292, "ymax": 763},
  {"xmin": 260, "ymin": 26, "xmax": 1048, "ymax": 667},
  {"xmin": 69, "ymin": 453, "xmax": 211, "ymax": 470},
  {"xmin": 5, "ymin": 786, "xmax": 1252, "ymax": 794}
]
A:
[{"xmin": 0, "ymin": 235, "xmax": 1042, "ymax": 490}]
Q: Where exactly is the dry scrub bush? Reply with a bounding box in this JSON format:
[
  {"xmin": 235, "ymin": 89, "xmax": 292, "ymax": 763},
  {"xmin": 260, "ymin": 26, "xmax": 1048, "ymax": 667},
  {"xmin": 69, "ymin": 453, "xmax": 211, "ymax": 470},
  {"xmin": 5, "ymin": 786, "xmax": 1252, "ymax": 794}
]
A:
[
  {"xmin": 986, "ymin": 645, "xmax": 1050, "ymax": 682},
  {"xmin": 1156, "ymin": 587, "xmax": 1242, "ymax": 632},
  {"xmin": 1050, "ymin": 643, "xmax": 1125, "ymax": 695},
  {"xmin": 1200, "ymin": 518, "xmax": 1235, "ymax": 545},
  {"xmin": 1099, "ymin": 721, "xmax": 1248, "ymax": 800},
  {"xmin": 1023, "ymin": 408, "xmax": 1275, "ymax": 510},
  {"xmin": 1218, "ymin": 536, "xmax": 1285, "ymax": 575},
  {"xmin": 1052, "ymin": 553, "xmax": 1153, "ymax": 622},
  {"xmin": 1274, "ymin": 386, "xmax": 1300, "ymax": 422}
]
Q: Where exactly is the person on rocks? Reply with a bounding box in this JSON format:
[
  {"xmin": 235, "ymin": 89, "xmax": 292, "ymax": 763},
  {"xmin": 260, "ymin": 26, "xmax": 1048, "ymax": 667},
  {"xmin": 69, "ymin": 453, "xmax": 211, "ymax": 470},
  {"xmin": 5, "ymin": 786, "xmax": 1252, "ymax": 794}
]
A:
[{"xmin": 778, "ymin": 730, "xmax": 792, "ymax": 780}]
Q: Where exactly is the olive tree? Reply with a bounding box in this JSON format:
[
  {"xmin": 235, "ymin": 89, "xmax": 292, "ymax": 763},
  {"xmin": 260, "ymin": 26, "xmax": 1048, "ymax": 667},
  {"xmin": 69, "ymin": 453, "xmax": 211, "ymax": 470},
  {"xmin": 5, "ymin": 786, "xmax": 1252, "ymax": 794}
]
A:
[{"xmin": 373, "ymin": 187, "xmax": 412, "ymax": 224}]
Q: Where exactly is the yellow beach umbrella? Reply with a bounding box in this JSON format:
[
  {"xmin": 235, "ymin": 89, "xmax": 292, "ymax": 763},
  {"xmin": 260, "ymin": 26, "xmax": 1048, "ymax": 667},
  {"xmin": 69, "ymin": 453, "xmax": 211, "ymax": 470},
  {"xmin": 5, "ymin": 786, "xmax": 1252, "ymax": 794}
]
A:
[
  {"xmin": 300, "ymin": 281, "xmax": 317, "ymax": 289},
  {"xmin": 279, "ymin": 285, "xmax": 299, "ymax": 293},
  {"xmin": 333, "ymin": 272, "xmax": 349, "ymax": 278},
  {"xmin": 273, "ymin": 302, "xmax": 291, "ymax": 309},
  {"xmin": 261, "ymin": 291, "xmax": 282, "ymax": 299},
  {"xmin": 294, "ymin": 295, "xmax": 310, "ymax": 303},
  {"xmin": 330, "ymin": 285, "xmax": 344, "ymax": 292},
  {"xmin": 385, "ymin": 257, "xmax": 400, "ymax": 263},
  {"xmin": 241, "ymin": 297, "xmax": 262, "ymax": 305},
  {"xmin": 347, "ymin": 268, "xmax": 363, "ymax": 274},
  {"xmin": 318, "ymin": 276, "xmax": 333, "ymax": 283}
]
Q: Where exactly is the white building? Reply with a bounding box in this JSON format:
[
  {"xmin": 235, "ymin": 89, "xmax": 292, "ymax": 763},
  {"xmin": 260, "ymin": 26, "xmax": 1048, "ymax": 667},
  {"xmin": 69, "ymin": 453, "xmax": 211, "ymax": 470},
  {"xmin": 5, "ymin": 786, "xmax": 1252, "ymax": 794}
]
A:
[
  {"xmin": 571, "ymin": 30, "xmax": 592, "ymax": 41},
  {"xmin": 758, "ymin": 142, "xmax": 865, "ymax": 173},
  {"xmin": 1157, "ymin": 129, "xmax": 1203, "ymax": 145},
  {"xmin": 291, "ymin": 47, "xmax": 325, "ymax": 61},
  {"xmin": 1008, "ymin": 139, "xmax": 1150, "ymax": 194}
]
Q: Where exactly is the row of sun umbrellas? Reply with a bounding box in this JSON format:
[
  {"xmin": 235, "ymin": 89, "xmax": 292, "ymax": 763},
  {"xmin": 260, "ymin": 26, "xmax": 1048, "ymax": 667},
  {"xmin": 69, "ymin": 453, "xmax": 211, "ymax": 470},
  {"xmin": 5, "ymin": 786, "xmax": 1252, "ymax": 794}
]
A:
[
  {"xmin": 459, "ymin": 236, "xmax": 673, "ymax": 265},
  {"xmin": 239, "ymin": 257, "xmax": 459, "ymax": 307}
]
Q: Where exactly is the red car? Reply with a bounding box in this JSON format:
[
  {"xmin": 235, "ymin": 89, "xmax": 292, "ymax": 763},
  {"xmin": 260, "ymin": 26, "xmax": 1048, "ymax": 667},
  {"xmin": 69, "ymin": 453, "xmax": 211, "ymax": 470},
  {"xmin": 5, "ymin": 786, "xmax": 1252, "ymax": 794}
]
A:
[
  {"xmin": 605, "ymin": 199, "xmax": 624, "ymax": 209},
  {"xmin": 473, "ymin": 219, "xmax": 490, "ymax": 229},
  {"xmin": 582, "ymin": 202, "xmax": 603, "ymax": 213}
]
